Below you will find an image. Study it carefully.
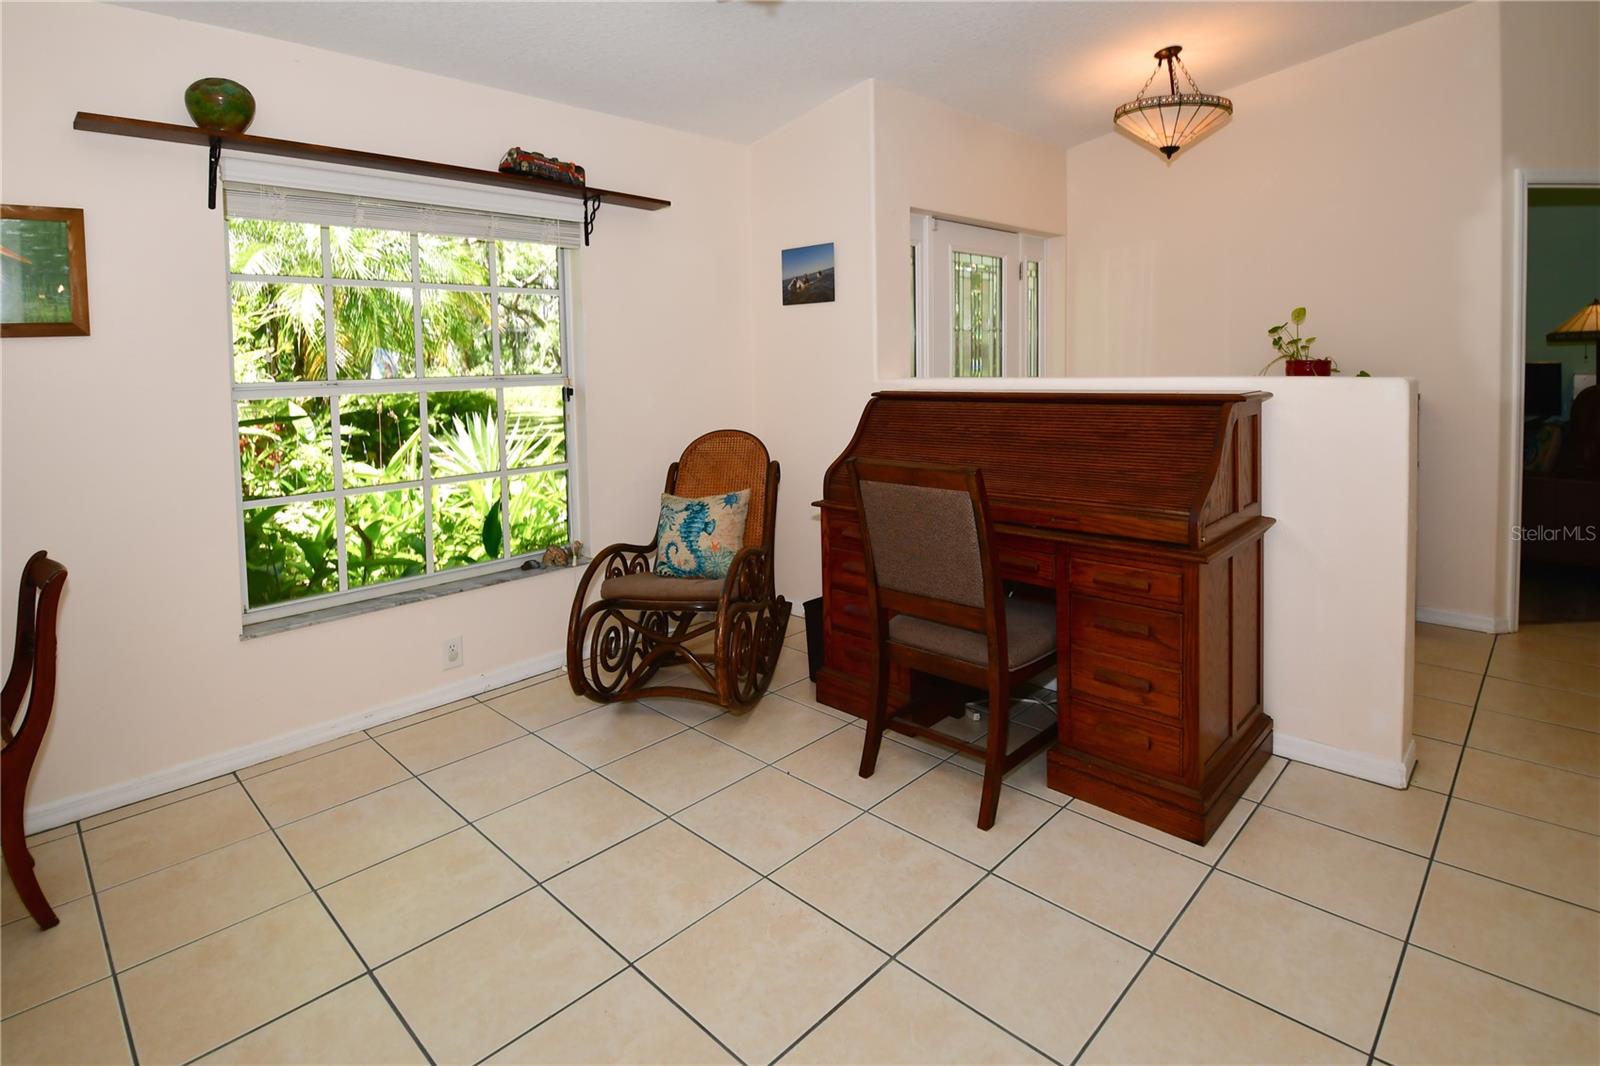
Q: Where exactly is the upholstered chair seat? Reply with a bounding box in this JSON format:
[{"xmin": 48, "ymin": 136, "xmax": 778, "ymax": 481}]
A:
[
  {"xmin": 888, "ymin": 598, "xmax": 1056, "ymax": 667},
  {"xmin": 599, "ymin": 573, "xmax": 726, "ymax": 601}
]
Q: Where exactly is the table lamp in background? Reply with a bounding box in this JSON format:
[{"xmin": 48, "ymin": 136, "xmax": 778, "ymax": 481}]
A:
[{"xmin": 1548, "ymin": 297, "xmax": 1600, "ymax": 363}]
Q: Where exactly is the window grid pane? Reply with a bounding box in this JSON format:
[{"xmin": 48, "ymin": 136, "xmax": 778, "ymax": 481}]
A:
[
  {"xmin": 951, "ymin": 251, "xmax": 1003, "ymax": 378},
  {"xmin": 229, "ymin": 215, "xmax": 574, "ymax": 614}
]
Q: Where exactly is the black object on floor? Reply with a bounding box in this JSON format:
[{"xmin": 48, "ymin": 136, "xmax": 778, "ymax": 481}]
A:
[{"xmin": 803, "ymin": 596, "xmax": 824, "ymax": 681}]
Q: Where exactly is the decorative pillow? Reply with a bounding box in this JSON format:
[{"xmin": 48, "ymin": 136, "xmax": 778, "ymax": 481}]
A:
[{"xmin": 654, "ymin": 491, "xmax": 749, "ymax": 579}]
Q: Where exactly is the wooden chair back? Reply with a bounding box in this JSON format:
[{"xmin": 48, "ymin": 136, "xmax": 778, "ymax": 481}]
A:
[
  {"xmin": 2, "ymin": 551, "xmax": 66, "ymax": 752},
  {"xmin": 667, "ymin": 429, "xmax": 778, "ymax": 553},
  {"xmin": 846, "ymin": 459, "xmax": 1005, "ymax": 656}
]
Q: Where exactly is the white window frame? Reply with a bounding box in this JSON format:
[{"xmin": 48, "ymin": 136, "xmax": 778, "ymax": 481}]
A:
[
  {"xmin": 220, "ymin": 158, "xmax": 587, "ymax": 625},
  {"xmin": 912, "ymin": 212, "xmax": 1046, "ymax": 379}
]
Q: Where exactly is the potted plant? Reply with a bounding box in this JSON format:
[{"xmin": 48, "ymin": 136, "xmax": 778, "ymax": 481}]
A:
[{"xmin": 1261, "ymin": 306, "xmax": 1333, "ymax": 376}]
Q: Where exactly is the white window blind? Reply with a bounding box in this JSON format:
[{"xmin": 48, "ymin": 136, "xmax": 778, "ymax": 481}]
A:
[{"xmin": 223, "ymin": 183, "xmax": 584, "ymax": 248}]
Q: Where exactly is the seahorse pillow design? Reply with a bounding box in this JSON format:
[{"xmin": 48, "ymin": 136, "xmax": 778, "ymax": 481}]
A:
[{"xmin": 654, "ymin": 491, "xmax": 750, "ymax": 579}]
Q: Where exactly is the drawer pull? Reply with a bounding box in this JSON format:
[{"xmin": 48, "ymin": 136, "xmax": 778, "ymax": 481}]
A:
[
  {"xmin": 1093, "ymin": 573, "xmax": 1151, "ymax": 593},
  {"xmin": 1093, "ymin": 667, "xmax": 1154, "ymax": 694},
  {"xmin": 843, "ymin": 603, "xmax": 867, "ymax": 618},
  {"xmin": 842, "ymin": 559, "xmax": 866, "ymax": 576},
  {"xmin": 1092, "ymin": 617, "xmax": 1151, "ymax": 638}
]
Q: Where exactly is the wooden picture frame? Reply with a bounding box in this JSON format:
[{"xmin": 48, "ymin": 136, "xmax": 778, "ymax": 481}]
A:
[{"xmin": 1, "ymin": 205, "xmax": 90, "ymax": 337}]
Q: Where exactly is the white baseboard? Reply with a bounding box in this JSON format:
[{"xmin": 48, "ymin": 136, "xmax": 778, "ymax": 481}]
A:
[
  {"xmin": 1416, "ymin": 607, "xmax": 1508, "ymax": 634},
  {"xmin": 1273, "ymin": 733, "xmax": 1416, "ymax": 789},
  {"xmin": 25, "ymin": 650, "xmax": 567, "ymax": 835}
]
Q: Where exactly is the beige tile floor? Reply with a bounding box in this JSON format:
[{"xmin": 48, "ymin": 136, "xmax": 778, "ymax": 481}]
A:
[{"xmin": 3, "ymin": 620, "xmax": 1598, "ymax": 1064}]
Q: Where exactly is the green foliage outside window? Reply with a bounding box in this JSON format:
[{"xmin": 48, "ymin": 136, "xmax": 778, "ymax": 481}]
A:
[{"xmin": 230, "ymin": 218, "xmax": 573, "ymax": 610}]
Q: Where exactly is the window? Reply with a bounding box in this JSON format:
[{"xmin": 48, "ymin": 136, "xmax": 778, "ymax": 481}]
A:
[
  {"xmin": 911, "ymin": 213, "xmax": 1046, "ymax": 378},
  {"xmin": 226, "ymin": 186, "xmax": 579, "ymax": 621}
]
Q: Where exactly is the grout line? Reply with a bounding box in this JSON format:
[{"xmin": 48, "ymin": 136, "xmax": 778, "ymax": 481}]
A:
[
  {"xmin": 108, "ymin": 890, "xmax": 315, "ymax": 979},
  {"xmin": 400, "ymin": 758, "xmax": 749, "ymax": 1064},
  {"xmin": 72, "ymin": 823, "xmax": 140, "ymax": 1066},
  {"xmin": 1456, "ymin": 740, "xmax": 1600, "ymax": 782},
  {"xmin": 787, "ymin": 776, "xmax": 1129, "ymax": 1066},
  {"xmin": 1470, "ymin": 703, "xmax": 1600, "ymax": 737},
  {"xmin": 34, "ymin": 655, "xmax": 1593, "ymax": 1065},
  {"xmin": 229, "ymin": 772, "xmax": 438, "ymax": 1066},
  {"xmin": 1068, "ymin": 755, "xmax": 1293, "ymax": 1065},
  {"xmin": 1397, "ymin": 943, "xmax": 1600, "ymax": 1018},
  {"xmin": 1252, "ymin": 797, "xmax": 1441, "ymax": 859},
  {"xmin": 461, "ymin": 699, "xmax": 1050, "ymax": 1061},
  {"xmin": 235, "ymin": 731, "xmax": 375, "ymax": 785},
  {"xmin": 1365, "ymin": 636, "xmax": 1498, "ymax": 1064},
  {"xmin": 75, "ymin": 776, "xmax": 237, "ymax": 836},
  {"xmin": 1425, "ymin": 857, "xmax": 1600, "ymax": 916},
  {"xmin": 1237, "ymin": 803, "xmax": 1431, "ymax": 862},
  {"xmin": 183, "ymin": 973, "xmax": 370, "ymax": 1065}
]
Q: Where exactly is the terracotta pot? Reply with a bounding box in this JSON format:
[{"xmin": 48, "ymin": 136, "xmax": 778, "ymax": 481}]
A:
[{"xmin": 1284, "ymin": 358, "xmax": 1333, "ymax": 377}]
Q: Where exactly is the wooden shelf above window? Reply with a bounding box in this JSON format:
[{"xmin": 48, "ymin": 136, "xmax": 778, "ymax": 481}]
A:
[{"xmin": 72, "ymin": 112, "xmax": 670, "ymax": 236}]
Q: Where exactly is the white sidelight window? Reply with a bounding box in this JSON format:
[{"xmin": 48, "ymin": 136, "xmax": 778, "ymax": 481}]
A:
[
  {"xmin": 912, "ymin": 213, "xmax": 1046, "ymax": 378},
  {"xmin": 224, "ymin": 177, "xmax": 582, "ymax": 622}
]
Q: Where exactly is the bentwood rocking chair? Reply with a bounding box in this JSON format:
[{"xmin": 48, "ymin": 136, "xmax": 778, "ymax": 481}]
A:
[
  {"xmin": 3, "ymin": 550, "xmax": 68, "ymax": 929},
  {"xmin": 567, "ymin": 430, "xmax": 792, "ymax": 710},
  {"xmin": 850, "ymin": 460, "xmax": 1058, "ymax": 830}
]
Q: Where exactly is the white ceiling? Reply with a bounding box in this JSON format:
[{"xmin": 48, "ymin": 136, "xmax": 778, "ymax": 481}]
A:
[{"xmin": 130, "ymin": 1, "xmax": 1457, "ymax": 147}]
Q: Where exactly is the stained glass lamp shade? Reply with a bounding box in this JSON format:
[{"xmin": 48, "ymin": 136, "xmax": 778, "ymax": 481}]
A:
[
  {"xmin": 1547, "ymin": 298, "xmax": 1600, "ymax": 345},
  {"xmin": 1114, "ymin": 45, "xmax": 1233, "ymax": 161}
]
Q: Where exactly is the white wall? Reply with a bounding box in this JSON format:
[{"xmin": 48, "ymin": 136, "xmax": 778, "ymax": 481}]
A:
[
  {"xmin": 1062, "ymin": 1, "xmax": 1600, "ymax": 631},
  {"xmin": 871, "ymin": 83, "xmax": 1069, "ymax": 379},
  {"xmin": 748, "ymin": 80, "xmax": 1073, "ymax": 605},
  {"xmin": 1, "ymin": 2, "xmax": 753, "ymax": 823},
  {"xmin": 747, "ymin": 84, "xmax": 877, "ymax": 604}
]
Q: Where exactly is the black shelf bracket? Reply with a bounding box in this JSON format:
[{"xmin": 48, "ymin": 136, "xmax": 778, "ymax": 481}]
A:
[
  {"xmin": 206, "ymin": 136, "xmax": 222, "ymax": 210},
  {"xmin": 582, "ymin": 191, "xmax": 602, "ymax": 245}
]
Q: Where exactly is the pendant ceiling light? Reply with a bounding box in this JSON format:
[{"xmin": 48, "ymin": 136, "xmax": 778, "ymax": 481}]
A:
[{"xmin": 1114, "ymin": 45, "xmax": 1233, "ymax": 161}]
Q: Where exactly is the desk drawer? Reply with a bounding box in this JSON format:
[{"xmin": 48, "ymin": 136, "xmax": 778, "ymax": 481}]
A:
[
  {"xmin": 1071, "ymin": 646, "xmax": 1182, "ymax": 719},
  {"xmin": 1069, "ymin": 595, "xmax": 1182, "ymax": 665},
  {"xmin": 1068, "ymin": 557, "xmax": 1183, "ymax": 605},
  {"xmin": 825, "ymin": 513, "xmax": 864, "ymax": 555},
  {"xmin": 827, "ymin": 587, "xmax": 872, "ymax": 637},
  {"xmin": 1065, "ymin": 699, "xmax": 1184, "ymax": 778},
  {"xmin": 995, "ymin": 535, "xmax": 1056, "ymax": 585},
  {"xmin": 826, "ymin": 630, "xmax": 876, "ymax": 677},
  {"xmin": 829, "ymin": 551, "xmax": 869, "ymax": 592}
]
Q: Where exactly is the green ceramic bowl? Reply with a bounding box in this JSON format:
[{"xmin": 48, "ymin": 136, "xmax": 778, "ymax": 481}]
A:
[{"xmin": 184, "ymin": 78, "xmax": 256, "ymax": 134}]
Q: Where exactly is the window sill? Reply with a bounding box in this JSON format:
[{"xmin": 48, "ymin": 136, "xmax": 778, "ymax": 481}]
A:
[{"xmin": 240, "ymin": 558, "xmax": 587, "ymax": 640}]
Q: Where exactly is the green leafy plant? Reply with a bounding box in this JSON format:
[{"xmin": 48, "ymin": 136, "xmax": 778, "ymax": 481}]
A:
[
  {"xmin": 231, "ymin": 221, "xmax": 572, "ymax": 607},
  {"xmin": 1258, "ymin": 306, "xmax": 1372, "ymax": 376},
  {"xmin": 1260, "ymin": 306, "xmax": 1325, "ymax": 373}
]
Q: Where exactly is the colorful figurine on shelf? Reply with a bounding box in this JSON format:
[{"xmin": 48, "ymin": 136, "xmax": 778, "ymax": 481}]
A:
[{"xmin": 498, "ymin": 148, "xmax": 586, "ymax": 188}]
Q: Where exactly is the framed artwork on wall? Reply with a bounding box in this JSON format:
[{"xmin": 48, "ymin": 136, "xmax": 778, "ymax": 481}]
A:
[
  {"xmin": 781, "ymin": 242, "xmax": 835, "ymax": 306},
  {"xmin": 2, "ymin": 205, "xmax": 90, "ymax": 337}
]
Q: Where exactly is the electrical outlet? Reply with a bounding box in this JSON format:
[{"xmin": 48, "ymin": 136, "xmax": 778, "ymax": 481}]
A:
[{"xmin": 443, "ymin": 636, "xmax": 463, "ymax": 670}]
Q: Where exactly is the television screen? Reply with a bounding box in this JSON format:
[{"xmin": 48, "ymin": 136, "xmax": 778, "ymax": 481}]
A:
[{"xmin": 1525, "ymin": 362, "xmax": 1563, "ymax": 418}]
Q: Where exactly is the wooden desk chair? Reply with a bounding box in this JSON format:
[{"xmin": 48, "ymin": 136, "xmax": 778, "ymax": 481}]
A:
[
  {"xmin": 568, "ymin": 430, "xmax": 792, "ymax": 710},
  {"xmin": 849, "ymin": 460, "xmax": 1057, "ymax": 830},
  {"xmin": 3, "ymin": 550, "xmax": 67, "ymax": 929}
]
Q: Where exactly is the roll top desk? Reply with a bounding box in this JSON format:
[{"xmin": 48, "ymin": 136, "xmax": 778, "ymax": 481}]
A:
[{"xmin": 815, "ymin": 390, "xmax": 1274, "ymax": 843}]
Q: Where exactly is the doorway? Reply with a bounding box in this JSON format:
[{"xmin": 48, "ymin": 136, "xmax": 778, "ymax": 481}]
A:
[
  {"xmin": 912, "ymin": 214, "xmax": 1045, "ymax": 378},
  {"xmin": 1510, "ymin": 173, "xmax": 1600, "ymax": 625}
]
